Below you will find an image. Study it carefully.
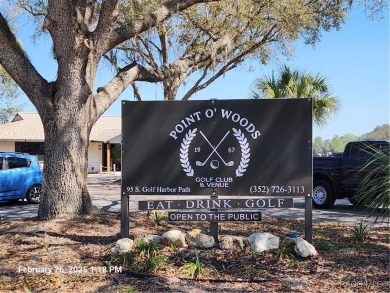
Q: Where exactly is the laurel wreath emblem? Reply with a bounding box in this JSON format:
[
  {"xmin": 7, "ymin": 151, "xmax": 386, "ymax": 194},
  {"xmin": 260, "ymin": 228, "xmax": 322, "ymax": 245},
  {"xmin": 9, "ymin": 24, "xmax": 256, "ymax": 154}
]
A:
[
  {"xmin": 180, "ymin": 128, "xmax": 197, "ymax": 176},
  {"xmin": 233, "ymin": 128, "xmax": 250, "ymax": 177}
]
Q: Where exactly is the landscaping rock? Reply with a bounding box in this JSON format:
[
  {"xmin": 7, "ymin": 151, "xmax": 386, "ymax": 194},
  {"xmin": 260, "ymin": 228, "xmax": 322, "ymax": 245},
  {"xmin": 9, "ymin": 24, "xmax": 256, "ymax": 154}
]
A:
[
  {"xmin": 219, "ymin": 235, "xmax": 244, "ymax": 250},
  {"xmin": 162, "ymin": 230, "xmax": 187, "ymax": 248},
  {"xmin": 185, "ymin": 228, "xmax": 215, "ymax": 248},
  {"xmin": 136, "ymin": 234, "xmax": 162, "ymax": 244},
  {"xmin": 247, "ymin": 232, "xmax": 279, "ymax": 253},
  {"xmin": 294, "ymin": 237, "xmax": 318, "ymax": 258},
  {"xmin": 111, "ymin": 238, "xmax": 134, "ymax": 255}
]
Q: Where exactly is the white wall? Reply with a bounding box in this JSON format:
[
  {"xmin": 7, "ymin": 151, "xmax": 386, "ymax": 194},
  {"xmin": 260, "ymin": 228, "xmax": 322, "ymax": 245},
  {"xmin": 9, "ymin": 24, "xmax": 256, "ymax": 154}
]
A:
[
  {"xmin": 88, "ymin": 142, "xmax": 102, "ymax": 173},
  {"xmin": 0, "ymin": 142, "xmax": 15, "ymax": 152}
]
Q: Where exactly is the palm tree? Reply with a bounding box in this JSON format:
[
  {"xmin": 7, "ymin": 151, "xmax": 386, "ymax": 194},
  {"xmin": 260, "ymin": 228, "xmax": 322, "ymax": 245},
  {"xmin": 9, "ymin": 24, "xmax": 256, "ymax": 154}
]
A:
[{"xmin": 250, "ymin": 65, "xmax": 340, "ymax": 126}]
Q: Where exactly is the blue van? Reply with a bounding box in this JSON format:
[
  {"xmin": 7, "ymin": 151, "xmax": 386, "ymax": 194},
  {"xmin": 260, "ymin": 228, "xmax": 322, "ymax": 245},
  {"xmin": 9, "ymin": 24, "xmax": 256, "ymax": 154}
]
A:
[{"xmin": 0, "ymin": 153, "xmax": 43, "ymax": 203}]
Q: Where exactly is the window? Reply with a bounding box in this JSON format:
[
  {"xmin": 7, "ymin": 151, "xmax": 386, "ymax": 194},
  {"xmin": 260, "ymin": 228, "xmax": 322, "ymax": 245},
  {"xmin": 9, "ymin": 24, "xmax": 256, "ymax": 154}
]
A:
[
  {"xmin": 7, "ymin": 157, "xmax": 28, "ymax": 169},
  {"xmin": 349, "ymin": 142, "xmax": 389, "ymax": 160},
  {"xmin": 378, "ymin": 143, "xmax": 389, "ymax": 154},
  {"xmin": 15, "ymin": 142, "xmax": 44, "ymax": 156},
  {"xmin": 349, "ymin": 144, "xmax": 369, "ymax": 160},
  {"xmin": 0, "ymin": 157, "xmax": 3, "ymax": 171}
]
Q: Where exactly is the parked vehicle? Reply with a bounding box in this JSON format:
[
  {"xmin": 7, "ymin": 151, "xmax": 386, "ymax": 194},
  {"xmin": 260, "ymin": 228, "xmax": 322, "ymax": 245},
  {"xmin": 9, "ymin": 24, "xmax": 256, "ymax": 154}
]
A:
[
  {"xmin": 0, "ymin": 153, "xmax": 43, "ymax": 203},
  {"xmin": 312, "ymin": 140, "xmax": 389, "ymax": 208}
]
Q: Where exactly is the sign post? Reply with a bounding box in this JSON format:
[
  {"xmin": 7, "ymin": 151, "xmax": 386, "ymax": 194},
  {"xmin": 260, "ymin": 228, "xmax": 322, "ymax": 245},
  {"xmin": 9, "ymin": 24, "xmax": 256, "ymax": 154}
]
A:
[
  {"xmin": 305, "ymin": 195, "xmax": 313, "ymax": 243},
  {"xmin": 210, "ymin": 193, "xmax": 219, "ymax": 242},
  {"xmin": 120, "ymin": 192, "xmax": 129, "ymax": 238},
  {"xmin": 121, "ymin": 99, "xmax": 313, "ymax": 241}
]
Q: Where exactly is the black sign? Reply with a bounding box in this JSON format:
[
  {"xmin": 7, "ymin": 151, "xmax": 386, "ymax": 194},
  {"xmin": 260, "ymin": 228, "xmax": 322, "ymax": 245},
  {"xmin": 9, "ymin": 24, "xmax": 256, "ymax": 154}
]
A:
[
  {"xmin": 122, "ymin": 99, "xmax": 312, "ymax": 196},
  {"xmin": 168, "ymin": 212, "xmax": 261, "ymax": 222},
  {"xmin": 138, "ymin": 198, "xmax": 294, "ymax": 210}
]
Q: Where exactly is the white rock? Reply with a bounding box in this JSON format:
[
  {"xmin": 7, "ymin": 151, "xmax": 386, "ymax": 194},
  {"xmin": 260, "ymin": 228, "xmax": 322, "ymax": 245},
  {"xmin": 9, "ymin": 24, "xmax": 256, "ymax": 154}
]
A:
[
  {"xmin": 137, "ymin": 234, "xmax": 162, "ymax": 244},
  {"xmin": 162, "ymin": 230, "xmax": 187, "ymax": 248},
  {"xmin": 247, "ymin": 232, "xmax": 279, "ymax": 253},
  {"xmin": 185, "ymin": 229, "xmax": 215, "ymax": 248},
  {"xmin": 219, "ymin": 235, "xmax": 244, "ymax": 250},
  {"xmin": 111, "ymin": 238, "xmax": 134, "ymax": 255},
  {"xmin": 294, "ymin": 237, "xmax": 318, "ymax": 258}
]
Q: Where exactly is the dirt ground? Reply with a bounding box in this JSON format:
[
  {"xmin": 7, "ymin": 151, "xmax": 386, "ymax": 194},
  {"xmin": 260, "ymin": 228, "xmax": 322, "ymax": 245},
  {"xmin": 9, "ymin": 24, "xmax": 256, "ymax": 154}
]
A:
[{"xmin": 0, "ymin": 209, "xmax": 389, "ymax": 293}]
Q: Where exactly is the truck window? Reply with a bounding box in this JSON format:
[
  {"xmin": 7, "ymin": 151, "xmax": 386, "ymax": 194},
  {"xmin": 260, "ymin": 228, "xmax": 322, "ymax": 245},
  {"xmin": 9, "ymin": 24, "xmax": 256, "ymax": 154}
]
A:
[
  {"xmin": 348, "ymin": 144, "xmax": 370, "ymax": 160},
  {"xmin": 378, "ymin": 143, "xmax": 389, "ymax": 153},
  {"xmin": 349, "ymin": 142, "xmax": 389, "ymax": 160}
]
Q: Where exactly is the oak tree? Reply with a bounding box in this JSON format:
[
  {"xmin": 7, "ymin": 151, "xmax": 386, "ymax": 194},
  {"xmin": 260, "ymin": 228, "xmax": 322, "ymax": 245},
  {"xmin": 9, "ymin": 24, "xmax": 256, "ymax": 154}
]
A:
[{"xmin": 0, "ymin": 0, "xmax": 352, "ymax": 219}]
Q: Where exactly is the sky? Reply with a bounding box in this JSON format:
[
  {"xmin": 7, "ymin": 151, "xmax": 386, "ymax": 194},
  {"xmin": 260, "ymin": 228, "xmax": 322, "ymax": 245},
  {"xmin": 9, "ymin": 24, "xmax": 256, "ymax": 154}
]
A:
[{"xmin": 11, "ymin": 4, "xmax": 390, "ymax": 140}]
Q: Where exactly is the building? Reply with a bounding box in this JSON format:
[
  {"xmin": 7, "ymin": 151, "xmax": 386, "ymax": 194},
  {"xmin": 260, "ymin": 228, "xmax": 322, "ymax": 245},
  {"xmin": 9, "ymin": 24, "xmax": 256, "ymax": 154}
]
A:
[{"xmin": 0, "ymin": 113, "xmax": 121, "ymax": 173}]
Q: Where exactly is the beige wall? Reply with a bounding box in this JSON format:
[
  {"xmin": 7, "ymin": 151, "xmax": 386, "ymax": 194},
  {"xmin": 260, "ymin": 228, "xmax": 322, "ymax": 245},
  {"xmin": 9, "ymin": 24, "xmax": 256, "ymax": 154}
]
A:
[
  {"xmin": 0, "ymin": 142, "xmax": 15, "ymax": 152},
  {"xmin": 0, "ymin": 141, "xmax": 102, "ymax": 173},
  {"xmin": 88, "ymin": 142, "xmax": 102, "ymax": 173}
]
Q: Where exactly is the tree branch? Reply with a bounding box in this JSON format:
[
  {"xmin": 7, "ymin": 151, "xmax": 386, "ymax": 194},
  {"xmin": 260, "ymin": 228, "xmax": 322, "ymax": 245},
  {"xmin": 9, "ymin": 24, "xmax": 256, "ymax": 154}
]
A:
[
  {"xmin": 158, "ymin": 24, "xmax": 169, "ymax": 65},
  {"xmin": 181, "ymin": 26, "xmax": 279, "ymax": 100},
  {"xmin": 137, "ymin": 36, "xmax": 159, "ymax": 68},
  {"xmin": 93, "ymin": 34, "xmax": 231, "ymax": 115},
  {"xmin": 107, "ymin": 0, "xmax": 219, "ymax": 51},
  {"xmin": 0, "ymin": 13, "xmax": 52, "ymax": 108},
  {"xmin": 94, "ymin": 62, "xmax": 140, "ymax": 115},
  {"xmin": 94, "ymin": 23, "xmax": 278, "ymax": 113},
  {"xmin": 152, "ymin": 36, "xmax": 232, "ymax": 80},
  {"xmin": 93, "ymin": 0, "xmax": 119, "ymax": 56},
  {"xmin": 181, "ymin": 63, "xmax": 211, "ymax": 100},
  {"xmin": 131, "ymin": 82, "xmax": 142, "ymax": 101}
]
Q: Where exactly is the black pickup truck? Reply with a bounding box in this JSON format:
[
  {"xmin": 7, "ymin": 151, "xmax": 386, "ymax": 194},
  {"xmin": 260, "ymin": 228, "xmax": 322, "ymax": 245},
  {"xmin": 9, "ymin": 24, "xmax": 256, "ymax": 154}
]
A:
[{"xmin": 312, "ymin": 140, "xmax": 389, "ymax": 208}]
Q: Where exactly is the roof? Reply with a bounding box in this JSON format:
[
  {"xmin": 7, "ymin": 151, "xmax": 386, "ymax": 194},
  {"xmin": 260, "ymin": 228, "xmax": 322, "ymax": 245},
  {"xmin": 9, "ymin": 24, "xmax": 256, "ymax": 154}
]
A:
[
  {"xmin": 0, "ymin": 113, "xmax": 121, "ymax": 143},
  {"xmin": 90, "ymin": 116, "xmax": 121, "ymax": 142}
]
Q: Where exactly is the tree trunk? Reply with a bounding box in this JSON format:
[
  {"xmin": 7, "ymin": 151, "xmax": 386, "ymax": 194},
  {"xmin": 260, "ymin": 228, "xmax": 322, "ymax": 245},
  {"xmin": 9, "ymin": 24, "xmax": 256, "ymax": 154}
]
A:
[{"xmin": 37, "ymin": 105, "xmax": 93, "ymax": 220}]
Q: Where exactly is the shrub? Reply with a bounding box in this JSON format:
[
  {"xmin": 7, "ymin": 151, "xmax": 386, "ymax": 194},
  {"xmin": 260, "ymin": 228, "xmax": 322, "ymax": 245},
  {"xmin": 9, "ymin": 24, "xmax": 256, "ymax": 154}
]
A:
[
  {"xmin": 351, "ymin": 220, "xmax": 370, "ymax": 242},
  {"xmin": 354, "ymin": 143, "xmax": 389, "ymax": 221},
  {"xmin": 133, "ymin": 239, "xmax": 167, "ymax": 273},
  {"xmin": 180, "ymin": 250, "xmax": 207, "ymax": 279}
]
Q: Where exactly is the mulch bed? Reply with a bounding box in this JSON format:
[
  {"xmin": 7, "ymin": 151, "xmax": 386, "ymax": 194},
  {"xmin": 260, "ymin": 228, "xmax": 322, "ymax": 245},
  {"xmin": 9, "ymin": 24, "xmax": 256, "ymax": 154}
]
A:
[{"xmin": 0, "ymin": 211, "xmax": 388, "ymax": 292}]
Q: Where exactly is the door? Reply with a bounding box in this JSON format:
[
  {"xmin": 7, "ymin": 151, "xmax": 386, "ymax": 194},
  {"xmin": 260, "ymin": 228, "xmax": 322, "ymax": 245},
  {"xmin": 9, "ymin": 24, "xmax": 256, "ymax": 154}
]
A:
[
  {"xmin": 0, "ymin": 156, "xmax": 29, "ymax": 198},
  {"xmin": 0, "ymin": 157, "xmax": 6, "ymax": 194}
]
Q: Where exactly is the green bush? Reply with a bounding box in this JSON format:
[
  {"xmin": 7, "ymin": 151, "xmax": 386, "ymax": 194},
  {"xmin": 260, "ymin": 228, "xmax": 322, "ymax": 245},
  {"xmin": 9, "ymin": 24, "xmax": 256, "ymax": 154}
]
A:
[
  {"xmin": 180, "ymin": 250, "xmax": 206, "ymax": 279},
  {"xmin": 107, "ymin": 239, "xmax": 167, "ymax": 273},
  {"xmin": 351, "ymin": 220, "xmax": 370, "ymax": 242},
  {"xmin": 133, "ymin": 239, "xmax": 167, "ymax": 273},
  {"xmin": 354, "ymin": 144, "xmax": 389, "ymax": 221}
]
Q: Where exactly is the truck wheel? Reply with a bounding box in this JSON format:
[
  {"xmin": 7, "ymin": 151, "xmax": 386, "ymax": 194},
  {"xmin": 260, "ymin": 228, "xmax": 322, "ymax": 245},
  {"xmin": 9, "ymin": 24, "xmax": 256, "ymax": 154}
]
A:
[{"xmin": 313, "ymin": 180, "xmax": 335, "ymax": 209}]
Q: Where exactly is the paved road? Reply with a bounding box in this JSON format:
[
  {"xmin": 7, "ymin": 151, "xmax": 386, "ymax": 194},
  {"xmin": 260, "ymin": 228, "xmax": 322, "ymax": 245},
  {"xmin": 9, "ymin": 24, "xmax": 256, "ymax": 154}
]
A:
[{"xmin": 0, "ymin": 173, "xmax": 388, "ymax": 227}]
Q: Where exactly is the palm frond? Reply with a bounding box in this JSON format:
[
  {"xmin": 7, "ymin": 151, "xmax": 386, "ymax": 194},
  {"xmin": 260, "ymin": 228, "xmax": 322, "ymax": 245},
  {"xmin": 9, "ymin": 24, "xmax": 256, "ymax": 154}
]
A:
[
  {"xmin": 355, "ymin": 144, "xmax": 390, "ymax": 222},
  {"xmin": 249, "ymin": 65, "xmax": 341, "ymax": 127}
]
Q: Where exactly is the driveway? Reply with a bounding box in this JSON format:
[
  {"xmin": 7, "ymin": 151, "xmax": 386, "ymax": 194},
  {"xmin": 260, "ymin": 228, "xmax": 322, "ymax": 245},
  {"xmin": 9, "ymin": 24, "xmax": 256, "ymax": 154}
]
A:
[{"xmin": 0, "ymin": 173, "xmax": 388, "ymax": 227}]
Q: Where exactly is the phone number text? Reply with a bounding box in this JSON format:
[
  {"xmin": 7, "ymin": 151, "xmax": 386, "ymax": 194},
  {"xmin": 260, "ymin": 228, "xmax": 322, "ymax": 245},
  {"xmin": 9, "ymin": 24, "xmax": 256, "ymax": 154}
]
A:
[{"xmin": 250, "ymin": 185, "xmax": 305, "ymax": 195}]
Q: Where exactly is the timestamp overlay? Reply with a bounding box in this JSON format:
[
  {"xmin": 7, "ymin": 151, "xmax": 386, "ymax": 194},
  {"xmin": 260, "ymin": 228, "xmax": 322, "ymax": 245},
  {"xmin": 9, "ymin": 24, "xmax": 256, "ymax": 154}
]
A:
[{"xmin": 17, "ymin": 265, "xmax": 123, "ymax": 275}]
